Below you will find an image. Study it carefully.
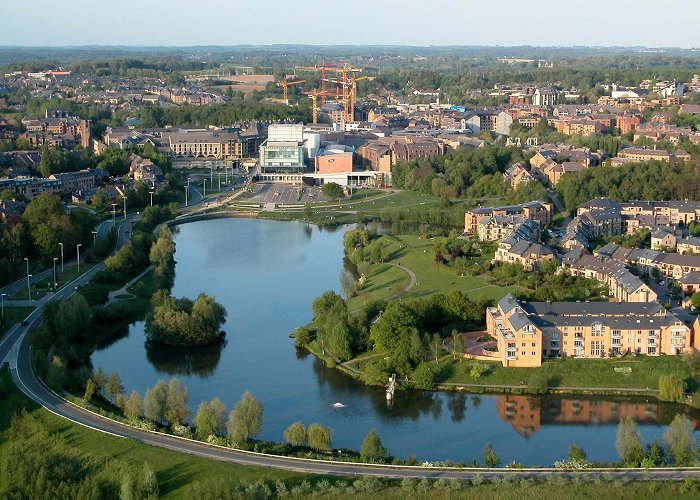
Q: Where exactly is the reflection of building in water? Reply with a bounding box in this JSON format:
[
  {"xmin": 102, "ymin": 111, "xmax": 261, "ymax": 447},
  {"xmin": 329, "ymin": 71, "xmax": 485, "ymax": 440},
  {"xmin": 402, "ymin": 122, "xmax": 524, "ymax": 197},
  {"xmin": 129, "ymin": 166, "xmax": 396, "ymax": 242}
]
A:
[{"xmin": 496, "ymin": 395, "xmax": 662, "ymax": 437}]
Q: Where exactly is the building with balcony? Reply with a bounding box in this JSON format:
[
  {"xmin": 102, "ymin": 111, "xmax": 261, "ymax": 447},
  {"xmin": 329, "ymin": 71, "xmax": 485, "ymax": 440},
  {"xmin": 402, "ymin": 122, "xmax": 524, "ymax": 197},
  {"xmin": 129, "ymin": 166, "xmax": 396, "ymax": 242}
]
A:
[{"xmin": 486, "ymin": 294, "xmax": 690, "ymax": 367}]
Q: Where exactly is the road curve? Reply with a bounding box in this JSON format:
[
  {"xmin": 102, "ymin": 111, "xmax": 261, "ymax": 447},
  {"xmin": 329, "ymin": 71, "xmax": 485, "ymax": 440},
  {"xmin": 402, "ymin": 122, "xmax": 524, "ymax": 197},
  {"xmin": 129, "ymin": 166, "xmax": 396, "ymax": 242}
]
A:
[{"xmin": 6, "ymin": 189, "xmax": 700, "ymax": 479}]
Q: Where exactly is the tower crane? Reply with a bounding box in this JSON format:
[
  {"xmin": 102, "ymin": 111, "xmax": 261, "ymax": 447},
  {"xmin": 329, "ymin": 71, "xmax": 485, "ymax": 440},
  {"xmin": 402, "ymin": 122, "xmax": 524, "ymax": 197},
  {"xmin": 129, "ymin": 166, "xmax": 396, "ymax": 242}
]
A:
[{"xmin": 276, "ymin": 79, "xmax": 306, "ymax": 105}]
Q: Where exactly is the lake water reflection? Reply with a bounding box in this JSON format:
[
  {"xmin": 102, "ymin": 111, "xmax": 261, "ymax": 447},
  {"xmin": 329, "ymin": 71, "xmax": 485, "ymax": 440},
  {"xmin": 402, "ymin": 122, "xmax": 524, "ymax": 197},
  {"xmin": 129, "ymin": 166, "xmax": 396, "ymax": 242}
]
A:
[{"xmin": 91, "ymin": 218, "xmax": 698, "ymax": 465}]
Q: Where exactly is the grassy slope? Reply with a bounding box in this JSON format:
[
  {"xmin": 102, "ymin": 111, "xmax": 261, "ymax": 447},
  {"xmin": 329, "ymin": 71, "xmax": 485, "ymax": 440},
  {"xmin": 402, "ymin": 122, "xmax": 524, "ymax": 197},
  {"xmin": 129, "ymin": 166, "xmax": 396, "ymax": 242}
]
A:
[
  {"xmin": 347, "ymin": 234, "xmax": 523, "ymax": 311},
  {"xmin": 440, "ymin": 355, "xmax": 690, "ymax": 390}
]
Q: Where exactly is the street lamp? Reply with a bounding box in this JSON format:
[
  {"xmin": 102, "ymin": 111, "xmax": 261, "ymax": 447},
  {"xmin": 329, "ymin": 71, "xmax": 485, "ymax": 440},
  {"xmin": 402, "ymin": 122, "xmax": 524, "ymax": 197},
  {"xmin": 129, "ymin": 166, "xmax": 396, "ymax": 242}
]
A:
[
  {"xmin": 149, "ymin": 190, "xmax": 154, "ymax": 207},
  {"xmin": 1, "ymin": 293, "xmax": 6, "ymax": 318},
  {"xmin": 23, "ymin": 258, "xmax": 30, "ymax": 303},
  {"xmin": 58, "ymin": 242, "xmax": 64, "ymax": 272},
  {"xmin": 185, "ymin": 178, "xmax": 191, "ymax": 206},
  {"xmin": 91, "ymin": 230, "xmax": 97, "ymax": 247},
  {"xmin": 77, "ymin": 244, "xmax": 82, "ymax": 274},
  {"xmin": 218, "ymin": 172, "xmax": 222, "ymax": 191},
  {"xmin": 111, "ymin": 203, "xmax": 117, "ymax": 225},
  {"xmin": 122, "ymin": 196, "xmax": 127, "ymax": 220},
  {"xmin": 210, "ymin": 165, "xmax": 213, "ymax": 186},
  {"xmin": 53, "ymin": 257, "xmax": 58, "ymax": 289},
  {"xmin": 203, "ymin": 178, "xmax": 207, "ymax": 197}
]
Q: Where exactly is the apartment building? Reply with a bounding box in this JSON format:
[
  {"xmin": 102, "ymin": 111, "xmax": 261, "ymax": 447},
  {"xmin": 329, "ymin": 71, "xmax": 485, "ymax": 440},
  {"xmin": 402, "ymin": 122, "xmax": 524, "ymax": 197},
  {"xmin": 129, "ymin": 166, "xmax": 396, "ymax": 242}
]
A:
[
  {"xmin": 503, "ymin": 163, "xmax": 534, "ymax": 189},
  {"xmin": 48, "ymin": 169, "xmax": 97, "ymax": 194},
  {"xmin": 464, "ymin": 201, "xmax": 552, "ymax": 234},
  {"xmin": 562, "ymin": 249, "xmax": 656, "ymax": 303},
  {"xmin": 487, "ymin": 294, "xmax": 691, "ymax": 367},
  {"xmin": 677, "ymin": 237, "xmax": 700, "ymax": 255},
  {"xmin": 477, "ymin": 215, "xmax": 527, "ymax": 242}
]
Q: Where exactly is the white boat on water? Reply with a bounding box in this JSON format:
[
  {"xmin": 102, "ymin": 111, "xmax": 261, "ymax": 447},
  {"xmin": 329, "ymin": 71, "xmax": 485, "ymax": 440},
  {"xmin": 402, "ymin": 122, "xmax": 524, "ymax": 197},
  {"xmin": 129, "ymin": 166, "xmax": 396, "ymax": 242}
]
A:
[{"xmin": 332, "ymin": 402, "xmax": 346, "ymax": 408}]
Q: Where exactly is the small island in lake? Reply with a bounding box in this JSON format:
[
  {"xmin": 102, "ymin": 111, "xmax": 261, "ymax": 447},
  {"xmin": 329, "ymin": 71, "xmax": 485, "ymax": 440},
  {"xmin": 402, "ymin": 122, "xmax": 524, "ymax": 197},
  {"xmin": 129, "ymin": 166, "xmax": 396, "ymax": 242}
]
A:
[{"xmin": 145, "ymin": 289, "xmax": 227, "ymax": 347}]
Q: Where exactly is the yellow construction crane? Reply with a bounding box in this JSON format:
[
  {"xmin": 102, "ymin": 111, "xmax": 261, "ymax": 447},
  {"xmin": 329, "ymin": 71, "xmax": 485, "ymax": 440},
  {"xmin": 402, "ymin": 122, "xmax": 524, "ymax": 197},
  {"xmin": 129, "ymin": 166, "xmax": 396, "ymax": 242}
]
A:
[
  {"xmin": 276, "ymin": 79, "xmax": 306, "ymax": 104},
  {"xmin": 303, "ymin": 89, "xmax": 331, "ymax": 124},
  {"xmin": 349, "ymin": 75, "xmax": 369, "ymax": 122}
]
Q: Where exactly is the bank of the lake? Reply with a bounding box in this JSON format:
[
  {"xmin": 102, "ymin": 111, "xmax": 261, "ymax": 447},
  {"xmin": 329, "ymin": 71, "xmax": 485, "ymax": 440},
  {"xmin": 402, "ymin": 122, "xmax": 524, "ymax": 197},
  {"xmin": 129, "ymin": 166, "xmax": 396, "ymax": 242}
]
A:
[{"xmin": 91, "ymin": 218, "xmax": 700, "ymax": 465}]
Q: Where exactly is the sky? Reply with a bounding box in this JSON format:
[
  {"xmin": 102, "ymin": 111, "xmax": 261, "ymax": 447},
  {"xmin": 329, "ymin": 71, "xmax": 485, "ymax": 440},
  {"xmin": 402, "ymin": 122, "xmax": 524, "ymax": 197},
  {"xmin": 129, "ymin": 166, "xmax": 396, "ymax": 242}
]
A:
[{"xmin": 2, "ymin": 0, "xmax": 699, "ymax": 48}]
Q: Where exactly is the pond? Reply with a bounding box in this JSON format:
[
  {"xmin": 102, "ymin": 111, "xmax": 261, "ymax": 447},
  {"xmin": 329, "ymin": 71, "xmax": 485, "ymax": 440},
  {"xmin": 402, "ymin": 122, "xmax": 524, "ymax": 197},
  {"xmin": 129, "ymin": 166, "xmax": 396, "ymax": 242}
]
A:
[{"xmin": 92, "ymin": 217, "xmax": 697, "ymax": 465}]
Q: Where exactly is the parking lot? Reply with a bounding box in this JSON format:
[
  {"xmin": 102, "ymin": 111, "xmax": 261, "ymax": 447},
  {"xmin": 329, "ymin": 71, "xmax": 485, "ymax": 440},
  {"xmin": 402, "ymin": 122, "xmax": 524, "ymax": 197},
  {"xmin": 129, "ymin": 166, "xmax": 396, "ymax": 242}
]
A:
[{"xmin": 241, "ymin": 183, "xmax": 331, "ymax": 204}]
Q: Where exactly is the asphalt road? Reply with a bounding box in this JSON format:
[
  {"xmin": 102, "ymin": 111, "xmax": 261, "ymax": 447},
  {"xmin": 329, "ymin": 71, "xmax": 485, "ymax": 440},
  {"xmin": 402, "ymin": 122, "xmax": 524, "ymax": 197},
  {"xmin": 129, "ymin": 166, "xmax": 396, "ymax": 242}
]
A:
[{"xmin": 5, "ymin": 188, "xmax": 700, "ymax": 480}]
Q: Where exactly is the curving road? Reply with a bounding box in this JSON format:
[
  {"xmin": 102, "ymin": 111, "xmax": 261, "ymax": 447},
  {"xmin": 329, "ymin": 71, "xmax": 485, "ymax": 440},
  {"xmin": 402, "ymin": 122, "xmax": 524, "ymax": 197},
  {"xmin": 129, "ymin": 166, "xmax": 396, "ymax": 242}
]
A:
[{"xmin": 4, "ymin": 186, "xmax": 700, "ymax": 480}]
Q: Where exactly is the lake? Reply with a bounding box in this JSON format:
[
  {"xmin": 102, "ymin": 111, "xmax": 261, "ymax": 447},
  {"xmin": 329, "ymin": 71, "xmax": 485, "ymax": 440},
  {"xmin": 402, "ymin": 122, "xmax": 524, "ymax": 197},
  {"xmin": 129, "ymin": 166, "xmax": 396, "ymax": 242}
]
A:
[{"xmin": 92, "ymin": 217, "xmax": 697, "ymax": 465}]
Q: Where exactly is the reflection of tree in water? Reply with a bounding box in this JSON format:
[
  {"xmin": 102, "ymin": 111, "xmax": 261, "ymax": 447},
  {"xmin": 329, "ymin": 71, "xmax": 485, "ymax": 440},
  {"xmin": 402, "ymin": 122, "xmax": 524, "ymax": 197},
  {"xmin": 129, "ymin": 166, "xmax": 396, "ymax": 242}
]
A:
[
  {"xmin": 447, "ymin": 392, "xmax": 468, "ymax": 423},
  {"xmin": 145, "ymin": 340, "xmax": 226, "ymax": 378},
  {"xmin": 303, "ymin": 224, "xmax": 313, "ymax": 239},
  {"xmin": 94, "ymin": 323, "xmax": 131, "ymax": 351},
  {"xmin": 295, "ymin": 346, "xmax": 310, "ymax": 360}
]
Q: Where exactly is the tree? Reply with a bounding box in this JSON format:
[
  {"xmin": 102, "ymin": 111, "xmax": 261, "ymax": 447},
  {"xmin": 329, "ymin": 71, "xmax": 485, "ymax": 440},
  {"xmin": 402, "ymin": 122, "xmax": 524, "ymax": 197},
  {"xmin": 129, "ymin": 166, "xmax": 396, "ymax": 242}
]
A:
[
  {"xmin": 194, "ymin": 397, "xmax": 227, "ymax": 439},
  {"xmin": 307, "ymin": 423, "xmax": 332, "ymax": 452},
  {"xmin": 658, "ymin": 375, "xmax": 686, "ymax": 403},
  {"xmin": 429, "ymin": 333, "xmax": 442, "ymax": 363},
  {"xmin": 54, "ymin": 294, "xmax": 92, "ymax": 342},
  {"xmin": 164, "ymin": 378, "xmax": 190, "ymax": 427},
  {"xmin": 360, "ymin": 429, "xmax": 388, "ymax": 462},
  {"xmin": 226, "ymin": 391, "xmax": 263, "ymax": 443},
  {"xmin": 665, "ymin": 414, "xmax": 696, "ymax": 466},
  {"xmin": 124, "ymin": 391, "xmax": 143, "ymax": 421},
  {"xmin": 143, "ymin": 380, "xmax": 168, "ymax": 425},
  {"xmin": 83, "ymin": 378, "xmax": 96, "ymax": 403},
  {"xmin": 692, "ymin": 292, "xmax": 700, "ymax": 310},
  {"xmin": 568, "ymin": 444, "xmax": 587, "ymax": 462},
  {"xmin": 483, "ymin": 443, "xmax": 501, "ymax": 468},
  {"xmin": 105, "ymin": 372, "xmax": 124, "ymax": 404},
  {"xmin": 450, "ymin": 330, "xmax": 464, "ymax": 360},
  {"xmin": 283, "ymin": 421, "xmax": 307, "ymax": 447},
  {"xmin": 616, "ymin": 416, "xmax": 644, "ymax": 464},
  {"xmin": 321, "ymin": 182, "xmax": 344, "ymax": 200}
]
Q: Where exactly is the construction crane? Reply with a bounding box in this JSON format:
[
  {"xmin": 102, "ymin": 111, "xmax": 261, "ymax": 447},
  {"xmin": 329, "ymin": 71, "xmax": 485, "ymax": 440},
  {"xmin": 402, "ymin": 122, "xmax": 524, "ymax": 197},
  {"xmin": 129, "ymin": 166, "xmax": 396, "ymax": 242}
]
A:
[
  {"xmin": 303, "ymin": 89, "xmax": 331, "ymax": 124},
  {"xmin": 276, "ymin": 79, "xmax": 306, "ymax": 105},
  {"xmin": 295, "ymin": 62, "xmax": 362, "ymax": 106},
  {"xmin": 349, "ymin": 75, "xmax": 369, "ymax": 122}
]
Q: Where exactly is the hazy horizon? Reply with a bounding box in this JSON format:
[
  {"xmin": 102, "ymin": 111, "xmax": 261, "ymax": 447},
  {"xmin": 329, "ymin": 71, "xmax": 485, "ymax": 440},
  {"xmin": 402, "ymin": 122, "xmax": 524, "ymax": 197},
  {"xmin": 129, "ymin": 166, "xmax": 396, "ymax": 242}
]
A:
[{"xmin": 4, "ymin": 0, "xmax": 699, "ymax": 48}]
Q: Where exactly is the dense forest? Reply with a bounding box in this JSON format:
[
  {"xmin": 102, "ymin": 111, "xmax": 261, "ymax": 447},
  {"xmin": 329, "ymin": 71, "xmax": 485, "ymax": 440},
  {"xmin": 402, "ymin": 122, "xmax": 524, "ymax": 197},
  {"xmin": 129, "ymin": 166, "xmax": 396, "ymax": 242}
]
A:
[{"xmin": 556, "ymin": 161, "xmax": 700, "ymax": 213}]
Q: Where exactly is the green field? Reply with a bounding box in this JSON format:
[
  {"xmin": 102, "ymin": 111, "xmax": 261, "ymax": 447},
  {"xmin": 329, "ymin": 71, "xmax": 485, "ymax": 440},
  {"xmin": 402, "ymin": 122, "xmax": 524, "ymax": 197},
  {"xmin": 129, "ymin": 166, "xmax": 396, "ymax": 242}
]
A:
[
  {"xmin": 347, "ymin": 234, "xmax": 523, "ymax": 311},
  {"xmin": 439, "ymin": 354, "xmax": 691, "ymax": 391}
]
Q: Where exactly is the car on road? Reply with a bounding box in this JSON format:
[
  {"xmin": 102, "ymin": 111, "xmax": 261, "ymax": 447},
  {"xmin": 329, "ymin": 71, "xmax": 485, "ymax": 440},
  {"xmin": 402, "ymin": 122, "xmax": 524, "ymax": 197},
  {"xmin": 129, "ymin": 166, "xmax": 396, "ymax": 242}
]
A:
[{"xmin": 21, "ymin": 321, "xmax": 28, "ymax": 326}]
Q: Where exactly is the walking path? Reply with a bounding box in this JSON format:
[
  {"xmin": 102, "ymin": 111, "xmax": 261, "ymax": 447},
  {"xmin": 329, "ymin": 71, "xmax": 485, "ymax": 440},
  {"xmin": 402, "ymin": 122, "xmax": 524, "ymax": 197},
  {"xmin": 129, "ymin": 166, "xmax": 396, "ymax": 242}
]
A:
[
  {"xmin": 388, "ymin": 262, "xmax": 417, "ymax": 293},
  {"xmin": 106, "ymin": 266, "xmax": 153, "ymax": 305}
]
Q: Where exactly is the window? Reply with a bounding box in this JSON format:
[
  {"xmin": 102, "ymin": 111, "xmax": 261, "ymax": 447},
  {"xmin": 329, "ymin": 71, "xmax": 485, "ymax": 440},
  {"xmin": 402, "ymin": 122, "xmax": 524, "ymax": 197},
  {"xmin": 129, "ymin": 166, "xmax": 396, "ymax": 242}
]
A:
[
  {"xmin": 590, "ymin": 341, "xmax": 605, "ymax": 357},
  {"xmin": 592, "ymin": 322, "xmax": 605, "ymax": 337},
  {"xmin": 647, "ymin": 346, "xmax": 657, "ymax": 355},
  {"xmin": 532, "ymin": 343, "xmax": 536, "ymax": 347}
]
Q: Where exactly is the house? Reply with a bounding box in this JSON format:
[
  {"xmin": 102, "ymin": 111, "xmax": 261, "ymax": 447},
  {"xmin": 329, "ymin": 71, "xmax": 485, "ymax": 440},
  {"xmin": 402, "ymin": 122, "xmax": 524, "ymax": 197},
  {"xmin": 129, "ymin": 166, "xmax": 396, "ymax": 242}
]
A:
[
  {"xmin": 677, "ymin": 237, "xmax": 700, "ymax": 255},
  {"xmin": 503, "ymin": 163, "xmax": 534, "ymax": 189},
  {"xmin": 486, "ymin": 294, "xmax": 690, "ymax": 368},
  {"xmin": 494, "ymin": 240, "xmax": 554, "ymax": 271},
  {"xmin": 679, "ymin": 271, "xmax": 700, "ymax": 296},
  {"xmin": 465, "ymin": 201, "xmax": 552, "ymax": 234},
  {"xmin": 562, "ymin": 250, "xmax": 656, "ymax": 303},
  {"xmin": 651, "ymin": 228, "xmax": 679, "ymax": 251}
]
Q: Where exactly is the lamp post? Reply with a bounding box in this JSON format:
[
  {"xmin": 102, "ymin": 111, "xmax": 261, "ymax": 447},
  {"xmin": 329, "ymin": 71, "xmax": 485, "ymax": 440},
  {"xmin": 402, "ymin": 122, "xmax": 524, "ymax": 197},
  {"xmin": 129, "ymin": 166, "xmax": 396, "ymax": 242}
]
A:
[
  {"xmin": 53, "ymin": 257, "xmax": 58, "ymax": 289},
  {"xmin": 203, "ymin": 178, "xmax": 207, "ymax": 198},
  {"xmin": 77, "ymin": 244, "xmax": 82, "ymax": 274},
  {"xmin": 23, "ymin": 257, "xmax": 30, "ymax": 303},
  {"xmin": 185, "ymin": 178, "xmax": 191, "ymax": 206},
  {"xmin": 218, "ymin": 172, "xmax": 222, "ymax": 191},
  {"xmin": 1, "ymin": 293, "xmax": 5, "ymax": 318},
  {"xmin": 225, "ymin": 166, "xmax": 229, "ymax": 185},
  {"xmin": 149, "ymin": 190, "xmax": 154, "ymax": 207},
  {"xmin": 111, "ymin": 203, "xmax": 117, "ymax": 225},
  {"xmin": 210, "ymin": 165, "xmax": 213, "ymax": 186},
  {"xmin": 58, "ymin": 242, "xmax": 64, "ymax": 272},
  {"xmin": 122, "ymin": 196, "xmax": 127, "ymax": 220},
  {"xmin": 91, "ymin": 230, "xmax": 97, "ymax": 247}
]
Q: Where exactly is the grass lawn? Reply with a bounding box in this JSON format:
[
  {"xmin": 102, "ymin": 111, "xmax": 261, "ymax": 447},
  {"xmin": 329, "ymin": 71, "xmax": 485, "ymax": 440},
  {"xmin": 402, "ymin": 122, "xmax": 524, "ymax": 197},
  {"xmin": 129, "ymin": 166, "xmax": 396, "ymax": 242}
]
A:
[
  {"xmin": 347, "ymin": 234, "xmax": 523, "ymax": 311},
  {"xmin": 440, "ymin": 355, "xmax": 691, "ymax": 391},
  {"xmin": 0, "ymin": 306, "xmax": 34, "ymax": 339}
]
